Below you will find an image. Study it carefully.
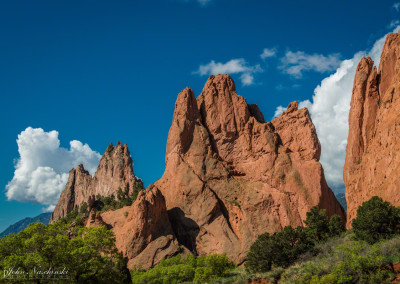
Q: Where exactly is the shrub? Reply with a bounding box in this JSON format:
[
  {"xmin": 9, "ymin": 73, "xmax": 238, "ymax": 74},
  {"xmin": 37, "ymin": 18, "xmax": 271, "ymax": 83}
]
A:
[
  {"xmin": 328, "ymin": 215, "xmax": 345, "ymax": 237},
  {"xmin": 245, "ymin": 226, "xmax": 311, "ymax": 273},
  {"xmin": 352, "ymin": 196, "xmax": 400, "ymax": 243},
  {"xmin": 304, "ymin": 206, "xmax": 330, "ymax": 241},
  {"xmin": 131, "ymin": 254, "xmax": 234, "ymax": 284}
]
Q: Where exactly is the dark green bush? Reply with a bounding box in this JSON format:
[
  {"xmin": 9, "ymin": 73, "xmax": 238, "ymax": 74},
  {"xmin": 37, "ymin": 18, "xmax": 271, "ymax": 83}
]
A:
[
  {"xmin": 352, "ymin": 196, "xmax": 400, "ymax": 243},
  {"xmin": 246, "ymin": 207, "xmax": 345, "ymax": 273},
  {"xmin": 245, "ymin": 226, "xmax": 311, "ymax": 273}
]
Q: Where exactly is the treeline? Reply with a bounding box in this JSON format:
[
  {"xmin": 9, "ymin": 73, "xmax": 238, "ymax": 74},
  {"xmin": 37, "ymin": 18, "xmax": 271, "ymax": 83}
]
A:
[
  {"xmin": 242, "ymin": 196, "xmax": 400, "ymax": 283},
  {"xmin": 1, "ymin": 195, "xmax": 400, "ymax": 283}
]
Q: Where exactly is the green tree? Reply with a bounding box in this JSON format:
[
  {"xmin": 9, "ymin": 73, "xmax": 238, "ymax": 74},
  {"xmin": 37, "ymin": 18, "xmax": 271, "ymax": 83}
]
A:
[
  {"xmin": 304, "ymin": 206, "xmax": 330, "ymax": 241},
  {"xmin": 328, "ymin": 214, "xmax": 345, "ymax": 237},
  {"xmin": 352, "ymin": 196, "xmax": 400, "ymax": 243},
  {"xmin": 245, "ymin": 226, "xmax": 310, "ymax": 273},
  {"xmin": 0, "ymin": 221, "xmax": 129, "ymax": 283}
]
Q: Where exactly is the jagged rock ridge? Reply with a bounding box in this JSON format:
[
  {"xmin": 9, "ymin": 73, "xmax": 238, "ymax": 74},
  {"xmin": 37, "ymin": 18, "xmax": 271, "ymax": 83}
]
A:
[
  {"xmin": 50, "ymin": 142, "xmax": 143, "ymax": 223},
  {"xmin": 155, "ymin": 74, "xmax": 345, "ymax": 264},
  {"xmin": 344, "ymin": 30, "xmax": 400, "ymax": 227}
]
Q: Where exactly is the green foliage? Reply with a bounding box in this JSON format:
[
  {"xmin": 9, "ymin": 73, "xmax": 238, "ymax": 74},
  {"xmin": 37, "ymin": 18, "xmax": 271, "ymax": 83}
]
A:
[
  {"xmin": 352, "ymin": 196, "xmax": 400, "ymax": 243},
  {"xmin": 231, "ymin": 201, "xmax": 241, "ymax": 208},
  {"xmin": 0, "ymin": 221, "xmax": 129, "ymax": 283},
  {"xmin": 279, "ymin": 235, "xmax": 394, "ymax": 284},
  {"xmin": 245, "ymin": 226, "xmax": 312, "ymax": 273},
  {"xmin": 328, "ymin": 215, "xmax": 345, "ymax": 237},
  {"xmin": 304, "ymin": 206, "xmax": 330, "ymax": 241},
  {"xmin": 79, "ymin": 202, "xmax": 89, "ymax": 217},
  {"xmin": 131, "ymin": 254, "xmax": 235, "ymax": 284},
  {"xmin": 246, "ymin": 207, "xmax": 345, "ymax": 274},
  {"xmin": 95, "ymin": 182, "xmax": 145, "ymax": 213}
]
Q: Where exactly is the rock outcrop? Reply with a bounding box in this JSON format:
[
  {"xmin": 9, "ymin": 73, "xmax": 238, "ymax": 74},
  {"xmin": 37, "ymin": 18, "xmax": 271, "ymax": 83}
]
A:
[
  {"xmin": 155, "ymin": 74, "xmax": 345, "ymax": 264},
  {"xmin": 85, "ymin": 208, "xmax": 106, "ymax": 228},
  {"xmin": 344, "ymin": 30, "xmax": 400, "ymax": 227},
  {"xmin": 50, "ymin": 142, "xmax": 143, "ymax": 223},
  {"xmin": 100, "ymin": 186, "xmax": 184, "ymax": 270}
]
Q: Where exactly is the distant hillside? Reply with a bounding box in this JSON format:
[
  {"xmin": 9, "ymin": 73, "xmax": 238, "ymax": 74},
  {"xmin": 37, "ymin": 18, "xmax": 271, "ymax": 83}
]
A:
[
  {"xmin": 335, "ymin": 193, "xmax": 347, "ymax": 212},
  {"xmin": 0, "ymin": 213, "xmax": 51, "ymax": 237}
]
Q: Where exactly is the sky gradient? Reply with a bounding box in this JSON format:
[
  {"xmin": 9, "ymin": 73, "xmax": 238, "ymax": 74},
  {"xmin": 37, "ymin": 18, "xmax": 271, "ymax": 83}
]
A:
[{"xmin": 1, "ymin": 0, "xmax": 399, "ymax": 231}]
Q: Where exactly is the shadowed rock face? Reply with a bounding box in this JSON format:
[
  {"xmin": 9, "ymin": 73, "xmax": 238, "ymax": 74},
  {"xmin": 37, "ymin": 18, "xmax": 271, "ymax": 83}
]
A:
[
  {"xmin": 155, "ymin": 74, "xmax": 345, "ymax": 264},
  {"xmin": 345, "ymin": 30, "xmax": 400, "ymax": 228},
  {"xmin": 50, "ymin": 142, "xmax": 143, "ymax": 223},
  {"xmin": 100, "ymin": 186, "xmax": 184, "ymax": 270}
]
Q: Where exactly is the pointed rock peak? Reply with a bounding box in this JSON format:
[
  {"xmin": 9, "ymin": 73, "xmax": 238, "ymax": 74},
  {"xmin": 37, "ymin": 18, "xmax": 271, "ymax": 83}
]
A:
[
  {"xmin": 75, "ymin": 164, "xmax": 89, "ymax": 174},
  {"xmin": 174, "ymin": 87, "xmax": 199, "ymax": 121},
  {"xmin": 103, "ymin": 141, "xmax": 132, "ymax": 157},
  {"xmin": 356, "ymin": 56, "xmax": 374, "ymax": 76},
  {"xmin": 203, "ymin": 74, "xmax": 236, "ymax": 93},
  {"xmin": 283, "ymin": 101, "xmax": 298, "ymax": 115}
]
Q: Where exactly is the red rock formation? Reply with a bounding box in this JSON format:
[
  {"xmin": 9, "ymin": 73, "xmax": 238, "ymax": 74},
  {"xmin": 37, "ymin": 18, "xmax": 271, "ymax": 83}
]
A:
[
  {"xmin": 344, "ymin": 30, "xmax": 400, "ymax": 227},
  {"xmin": 85, "ymin": 208, "xmax": 106, "ymax": 228},
  {"xmin": 50, "ymin": 142, "xmax": 143, "ymax": 222},
  {"xmin": 155, "ymin": 74, "xmax": 345, "ymax": 264},
  {"xmin": 50, "ymin": 164, "xmax": 92, "ymax": 222},
  {"xmin": 100, "ymin": 186, "xmax": 184, "ymax": 270}
]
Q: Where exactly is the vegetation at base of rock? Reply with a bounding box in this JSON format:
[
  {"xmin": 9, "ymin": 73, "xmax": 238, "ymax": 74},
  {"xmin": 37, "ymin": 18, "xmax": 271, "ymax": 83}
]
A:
[
  {"xmin": 130, "ymin": 254, "xmax": 235, "ymax": 284},
  {"xmin": 94, "ymin": 182, "xmax": 145, "ymax": 213},
  {"xmin": 0, "ymin": 221, "xmax": 130, "ymax": 283},
  {"xmin": 352, "ymin": 196, "xmax": 400, "ymax": 244},
  {"xmin": 245, "ymin": 206, "xmax": 344, "ymax": 273}
]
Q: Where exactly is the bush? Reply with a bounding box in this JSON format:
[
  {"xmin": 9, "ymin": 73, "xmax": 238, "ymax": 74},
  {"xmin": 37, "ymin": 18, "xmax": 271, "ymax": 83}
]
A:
[
  {"xmin": 278, "ymin": 233, "xmax": 395, "ymax": 284},
  {"xmin": 0, "ymin": 222, "xmax": 129, "ymax": 283},
  {"xmin": 131, "ymin": 254, "xmax": 234, "ymax": 284},
  {"xmin": 246, "ymin": 207, "xmax": 345, "ymax": 274},
  {"xmin": 245, "ymin": 226, "xmax": 311, "ymax": 273},
  {"xmin": 352, "ymin": 196, "xmax": 400, "ymax": 243}
]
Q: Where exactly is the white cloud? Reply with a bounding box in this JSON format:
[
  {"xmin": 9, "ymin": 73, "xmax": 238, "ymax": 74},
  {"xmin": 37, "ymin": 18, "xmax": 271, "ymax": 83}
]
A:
[
  {"xmin": 6, "ymin": 127, "xmax": 101, "ymax": 210},
  {"xmin": 195, "ymin": 58, "xmax": 263, "ymax": 86},
  {"xmin": 273, "ymin": 28, "xmax": 398, "ymax": 192},
  {"xmin": 42, "ymin": 204, "xmax": 56, "ymax": 213},
  {"xmin": 260, "ymin": 48, "xmax": 277, "ymax": 60},
  {"xmin": 280, "ymin": 51, "xmax": 341, "ymax": 78},
  {"xmin": 393, "ymin": 2, "xmax": 400, "ymax": 11}
]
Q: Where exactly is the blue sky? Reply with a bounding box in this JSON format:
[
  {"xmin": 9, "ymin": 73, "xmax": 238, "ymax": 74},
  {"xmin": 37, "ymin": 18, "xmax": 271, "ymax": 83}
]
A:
[{"xmin": 0, "ymin": 0, "xmax": 399, "ymax": 231}]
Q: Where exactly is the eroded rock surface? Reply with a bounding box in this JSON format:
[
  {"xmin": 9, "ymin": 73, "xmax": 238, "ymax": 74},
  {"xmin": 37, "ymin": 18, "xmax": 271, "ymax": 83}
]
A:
[
  {"xmin": 50, "ymin": 142, "xmax": 143, "ymax": 223},
  {"xmin": 344, "ymin": 30, "xmax": 400, "ymax": 227},
  {"xmin": 155, "ymin": 74, "xmax": 345, "ymax": 264},
  {"xmin": 100, "ymin": 186, "xmax": 184, "ymax": 270}
]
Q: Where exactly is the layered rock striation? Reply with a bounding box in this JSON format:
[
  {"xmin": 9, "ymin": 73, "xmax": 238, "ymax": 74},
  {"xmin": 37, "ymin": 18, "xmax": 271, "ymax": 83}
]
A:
[
  {"xmin": 50, "ymin": 142, "xmax": 143, "ymax": 223},
  {"xmin": 155, "ymin": 74, "xmax": 345, "ymax": 264},
  {"xmin": 344, "ymin": 30, "xmax": 400, "ymax": 227}
]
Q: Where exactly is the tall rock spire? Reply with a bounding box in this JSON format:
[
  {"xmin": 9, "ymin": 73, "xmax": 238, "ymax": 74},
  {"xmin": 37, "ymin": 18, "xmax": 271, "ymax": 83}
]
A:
[{"xmin": 344, "ymin": 30, "xmax": 400, "ymax": 227}]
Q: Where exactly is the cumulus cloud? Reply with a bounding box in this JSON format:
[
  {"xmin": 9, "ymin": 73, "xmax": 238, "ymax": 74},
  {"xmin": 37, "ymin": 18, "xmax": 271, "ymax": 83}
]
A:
[
  {"xmin": 6, "ymin": 127, "xmax": 101, "ymax": 210},
  {"xmin": 279, "ymin": 51, "xmax": 341, "ymax": 78},
  {"xmin": 195, "ymin": 58, "xmax": 263, "ymax": 86},
  {"xmin": 260, "ymin": 48, "xmax": 277, "ymax": 60},
  {"xmin": 393, "ymin": 2, "xmax": 400, "ymax": 11},
  {"xmin": 273, "ymin": 28, "xmax": 398, "ymax": 192}
]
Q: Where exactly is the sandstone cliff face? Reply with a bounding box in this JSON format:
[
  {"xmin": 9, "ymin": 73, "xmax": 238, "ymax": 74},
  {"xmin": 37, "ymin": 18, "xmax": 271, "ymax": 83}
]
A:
[
  {"xmin": 100, "ymin": 186, "xmax": 184, "ymax": 270},
  {"xmin": 50, "ymin": 142, "xmax": 143, "ymax": 223},
  {"xmin": 155, "ymin": 74, "xmax": 345, "ymax": 264},
  {"xmin": 344, "ymin": 30, "xmax": 400, "ymax": 227}
]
